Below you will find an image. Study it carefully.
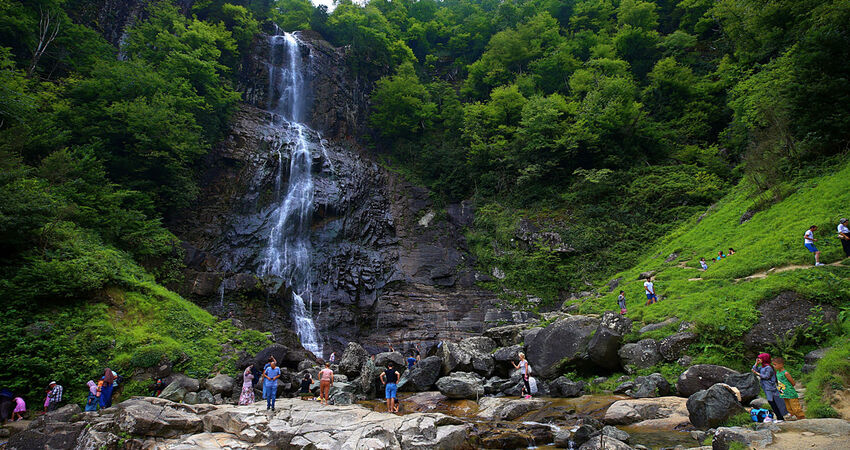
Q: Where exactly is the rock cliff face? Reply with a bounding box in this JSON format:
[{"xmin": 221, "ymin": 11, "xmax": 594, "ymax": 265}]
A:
[{"xmin": 173, "ymin": 32, "xmax": 514, "ymax": 356}]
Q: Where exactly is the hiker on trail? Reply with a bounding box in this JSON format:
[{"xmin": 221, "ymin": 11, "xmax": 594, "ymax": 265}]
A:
[
  {"xmin": 47, "ymin": 381, "xmax": 63, "ymax": 412},
  {"xmin": 804, "ymin": 225, "xmax": 825, "ymax": 266},
  {"xmin": 85, "ymin": 381, "xmax": 99, "ymax": 412},
  {"xmin": 329, "ymin": 352, "xmax": 336, "ymax": 364},
  {"xmin": 773, "ymin": 357, "xmax": 804, "ymax": 420},
  {"xmin": 700, "ymin": 258, "xmax": 708, "ymax": 271},
  {"xmin": 380, "ymin": 362, "xmax": 400, "ymax": 413},
  {"xmin": 100, "ymin": 368, "xmax": 115, "ymax": 408},
  {"xmin": 644, "ymin": 277, "xmax": 658, "ymax": 305},
  {"xmin": 407, "ymin": 353, "xmax": 418, "ymax": 370},
  {"xmin": 318, "ymin": 362, "xmax": 334, "ymax": 406},
  {"xmin": 262, "ymin": 360, "xmax": 281, "ymax": 411},
  {"xmin": 729, "ymin": 248, "xmax": 736, "ymax": 255},
  {"xmin": 838, "ymin": 218, "xmax": 850, "ymax": 258},
  {"xmin": 617, "ymin": 290, "xmax": 627, "ymax": 315},
  {"xmin": 299, "ymin": 373, "xmax": 313, "ymax": 400},
  {"xmin": 239, "ymin": 366, "xmax": 255, "ymax": 405},
  {"xmin": 716, "ymin": 251, "xmax": 726, "ymax": 260},
  {"xmin": 12, "ymin": 396, "xmax": 25, "ymax": 421},
  {"xmin": 751, "ymin": 353, "xmax": 788, "ymax": 422},
  {"xmin": 512, "ymin": 352, "xmax": 532, "ymax": 399}
]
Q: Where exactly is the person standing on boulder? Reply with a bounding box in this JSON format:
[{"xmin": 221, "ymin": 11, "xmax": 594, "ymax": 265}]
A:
[
  {"xmin": 262, "ymin": 360, "xmax": 281, "ymax": 411},
  {"xmin": 100, "ymin": 368, "xmax": 115, "ymax": 408},
  {"xmin": 773, "ymin": 357, "xmax": 805, "ymax": 419},
  {"xmin": 318, "ymin": 362, "xmax": 334, "ymax": 406},
  {"xmin": 838, "ymin": 218, "xmax": 850, "ymax": 258},
  {"xmin": 46, "ymin": 381, "xmax": 62, "ymax": 412},
  {"xmin": 751, "ymin": 353, "xmax": 787, "ymax": 422},
  {"xmin": 380, "ymin": 362, "xmax": 400, "ymax": 413},
  {"xmin": 617, "ymin": 290, "xmax": 627, "ymax": 315},
  {"xmin": 239, "ymin": 366, "xmax": 255, "ymax": 405},
  {"xmin": 329, "ymin": 352, "xmax": 336, "ymax": 364},
  {"xmin": 804, "ymin": 225, "xmax": 825, "ymax": 266},
  {"xmin": 644, "ymin": 277, "xmax": 658, "ymax": 305},
  {"xmin": 512, "ymin": 353, "xmax": 532, "ymax": 399}
]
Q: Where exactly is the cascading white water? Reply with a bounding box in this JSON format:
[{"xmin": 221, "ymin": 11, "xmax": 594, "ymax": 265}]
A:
[{"xmin": 261, "ymin": 32, "xmax": 322, "ymax": 356}]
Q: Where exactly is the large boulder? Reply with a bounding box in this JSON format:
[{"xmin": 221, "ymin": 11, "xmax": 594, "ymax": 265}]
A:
[
  {"xmin": 578, "ymin": 435, "xmax": 633, "ymax": 450},
  {"xmin": 742, "ymin": 291, "xmax": 837, "ymax": 350},
  {"xmin": 802, "ymin": 347, "xmax": 831, "ymax": 373},
  {"xmin": 328, "ymin": 382, "xmax": 356, "ymax": 406},
  {"xmin": 114, "ymin": 399, "xmax": 204, "ymax": 437},
  {"xmin": 484, "ymin": 324, "xmax": 526, "ymax": 347},
  {"xmin": 723, "ymin": 372, "xmax": 759, "ymax": 404},
  {"xmin": 403, "ymin": 356, "xmax": 442, "ymax": 391},
  {"xmin": 7, "ymin": 421, "xmax": 85, "ymax": 450},
  {"xmin": 158, "ymin": 383, "xmax": 188, "ymax": 403},
  {"xmin": 204, "ymin": 374, "xmax": 235, "ymax": 396},
  {"xmin": 598, "ymin": 311, "xmax": 633, "ymax": 336},
  {"xmin": 375, "ymin": 351, "xmax": 407, "ymax": 370},
  {"xmin": 339, "ymin": 341, "xmax": 369, "ymax": 378},
  {"xmin": 438, "ymin": 337, "xmax": 497, "ymax": 377},
  {"xmin": 436, "ymin": 372, "xmax": 484, "ymax": 399},
  {"xmin": 492, "ymin": 344, "xmax": 523, "ymax": 377},
  {"xmin": 477, "ymin": 397, "xmax": 549, "ymax": 421},
  {"xmin": 525, "ymin": 315, "xmax": 600, "ymax": 378},
  {"xmin": 587, "ymin": 328, "xmax": 622, "ymax": 369},
  {"xmin": 549, "ymin": 376, "xmax": 586, "ymax": 398},
  {"xmin": 686, "ymin": 383, "xmax": 745, "ymax": 429},
  {"xmin": 676, "ymin": 365, "xmax": 739, "ymax": 398},
  {"xmin": 618, "ymin": 339, "xmax": 661, "ymax": 371},
  {"xmin": 253, "ymin": 343, "xmax": 313, "ymax": 371},
  {"xmin": 602, "ymin": 425, "xmax": 630, "ymax": 443},
  {"xmin": 712, "ymin": 427, "xmax": 774, "ymax": 450},
  {"xmin": 167, "ymin": 373, "xmax": 201, "ymax": 392},
  {"xmin": 603, "ymin": 397, "xmax": 689, "ymax": 428},
  {"xmin": 659, "ymin": 332, "xmax": 697, "ymax": 361},
  {"xmin": 628, "ymin": 373, "xmax": 670, "ymax": 398}
]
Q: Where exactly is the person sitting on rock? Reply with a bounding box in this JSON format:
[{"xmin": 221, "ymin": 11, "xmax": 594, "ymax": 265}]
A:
[
  {"xmin": 299, "ymin": 373, "xmax": 313, "ymax": 401},
  {"xmin": 700, "ymin": 258, "xmax": 708, "ymax": 271},
  {"xmin": 751, "ymin": 353, "xmax": 787, "ymax": 423},
  {"xmin": 380, "ymin": 362, "xmax": 400, "ymax": 413}
]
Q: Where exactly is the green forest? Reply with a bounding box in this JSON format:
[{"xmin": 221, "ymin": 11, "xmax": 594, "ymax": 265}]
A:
[{"xmin": 1, "ymin": 0, "xmax": 849, "ymax": 419}]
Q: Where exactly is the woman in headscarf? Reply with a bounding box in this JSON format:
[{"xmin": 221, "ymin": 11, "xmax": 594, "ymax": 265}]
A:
[
  {"xmin": 100, "ymin": 368, "xmax": 115, "ymax": 408},
  {"xmin": 238, "ymin": 366, "xmax": 255, "ymax": 405},
  {"xmin": 751, "ymin": 353, "xmax": 788, "ymax": 422},
  {"xmin": 85, "ymin": 380, "xmax": 99, "ymax": 412}
]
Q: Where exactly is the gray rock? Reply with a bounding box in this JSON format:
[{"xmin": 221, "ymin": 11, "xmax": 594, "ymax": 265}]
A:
[
  {"xmin": 115, "ymin": 399, "xmax": 204, "ymax": 437},
  {"xmin": 743, "ymin": 292, "xmax": 837, "ymax": 350},
  {"xmin": 196, "ymin": 390, "xmax": 215, "ymax": 404},
  {"xmin": 525, "ymin": 315, "xmax": 600, "ymax": 378},
  {"xmin": 204, "ymin": 374, "xmax": 235, "ymax": 396},
  {"xmin": 723, "ymin": 373, "xmax": 759, "ymax": 404},
  {"xmin": 492, "ymin": 344, "xmax": 524, "ymax": 377},
  {"xmin": 438, "ymin": 337, "xmax": 497, "ymax": 377},
  {"xmin": 587, "ymin": 328, "xmax": 623, "ymax": 369},
  {"xmin": 484, "ymin": 324, "xmax": 526, "ymax": 347},
  {"xmin": 593, "ymin": 377, "xmax": 608, "ymax": 385},
  {"xmin": 712, "ymin": 426, "xmax": 773, "ymax": 449},
  {"xmin": 599, "ymin": 311, "xmax": 634, "ymax": 336},
  {"xmin": 403, "ymin": 356, "xmax": 442, "ymax": 391},
  {"xmin": 602, "ymin": 425, "xmax": 630, "ymax": 442},
  {"xmin": 638, "ymin": 271, "xmax": 656, "ymax": 280},
  {"xmin": 375, "ymin": 351, "xmax": 407, "ymax": 370},
  {"xmin": 638, "ymin": 317, "xmax": 679, "ymax": 334},
  {"xmin": 550, "ymin": 376, "xmax": 586, "ymax": 398},
  {"xmin": 749, "ymin": 398, "xmax": 769, "ymax": 409},
  {"xmin": 183, "ymin": 392, "xmax": 199, "ymax": 405},
  {"xmin": 778, "ymin": 418, "xmax": 850, "ymax": 435},
  {"xmin": 659, "ymin": 332, "xmax": 697, "ymax": 361},
  {"xmin": 677, "ymin": 355, "xmax": 693, "ymax": 367},
  {"xmin": 554, "ymin": 429, "xmax": 573, "ymax": 448},
  {"xmin": 629, "ymin": 373, "xmax": 670, "ymax": 398},
  {"xmin": 477, "ymin": 397, "xmax": 549, "ymax": 421},
  {"xmin": 687, "ymin": 384, "xmax": 745, "ymax": 429},
  {"xmin": 690, "ymin": 430, "xmax": 707, "ymax": 442},
  {"xmin": 167, "ymin": 373, "xmax": 201, "ymax": 392},
  {"xmin": 338, "ymin": 341, "xmax": 369, "ymax": 378},
  {"xmin": 158, "ymin": 383, "xmax": 188, "ymax": 402},
  {"xmin": 579, "ymin": 435, "xmax": 633, "ymax": 450},
  {"xmin": 677, "ymin": 365, "xmax": 739, "ymax": 398},
  {"xmin": 618, "ymin": 339, "xmax": 661, "ymax": 371},
  {"xmin": 804, "ymin": 347, "xmax": 831, "ymax": 364},
  {"xmin": 329, "ymin": 382, "xmax": 356, "ymax": 406},
  {"xmin": 7, "ymin": 421, "xmax": 85, "ymax": 450},
  {"xmin": 436, "ymin": 372, "xmax": 485, "ymax": 399},
  {"xmin": 614, "ymin": 381, "xmax": 634, "ymax": 395}
]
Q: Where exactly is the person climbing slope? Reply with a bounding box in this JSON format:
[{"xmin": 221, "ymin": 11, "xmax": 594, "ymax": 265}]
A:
[
  {"xmin": 617, "ymin": 290, "xmax": 627, "ymax": 315},
  {"xmin": 804, "ymin": 225, "xmax": 825, "ymax": 266},
  {"xmin": 838, "ymin": 218, "xmax": 850, "ymax": 258},
  {"xmin": 773, "ymin": 357, "xmax": 805, "ymax": 420},
  {"xmin": 644, "ymin": 277, "xmax": 658, "ymax": 305},
  {"xmin": 700, "ymin": 258, "xmax": 708, "ymax": 271},
  {"xmin": 751, "ymin": 353, "xmax": 787, "ymax": 422}
]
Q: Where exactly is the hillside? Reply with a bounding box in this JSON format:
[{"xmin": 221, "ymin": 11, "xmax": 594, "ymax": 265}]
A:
[{"xmin": 567, "ymin": 161, "xmax": 850, "ymax": 417}]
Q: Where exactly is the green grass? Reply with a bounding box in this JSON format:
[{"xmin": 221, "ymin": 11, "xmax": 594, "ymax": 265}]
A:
[{"xmin": 803, "ymin": 339, "xmax": 850, "ymax": 418}]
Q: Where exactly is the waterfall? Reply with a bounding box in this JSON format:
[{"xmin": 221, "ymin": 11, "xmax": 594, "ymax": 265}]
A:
[{"xmin": 260, "ymin": 32, "xmax": 322, "ymax": 357}]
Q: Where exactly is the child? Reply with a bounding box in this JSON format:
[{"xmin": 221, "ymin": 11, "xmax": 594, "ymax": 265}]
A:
[
  {"xmin": 728, "ymin": 248, "xmax": 736, "ymax": 255},
  {"xmin": 773, "ymin": 357, "xmax": 805, "ymax": 419},
  {"xmin": 700, "ymin": 258, "xmax": 708, "ymax": 271},
  {"xmin": 12, "ymin": 397, "xmax": 25, "ymax": 421},
  {"xmin": 716, "ymin": 251, "xmax": 726, "ymax": 260},
  {"xmin": 617, "ymin": 290, "xmax": 627, "ymax": 315}
]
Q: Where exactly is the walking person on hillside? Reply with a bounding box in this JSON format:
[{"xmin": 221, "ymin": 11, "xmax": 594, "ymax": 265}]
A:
[
  {"xmin": 47, "ymin": 381, "xmax": 63, "ymax": 412},
  {"xmin": 644, "ymin": 277, "xmax": 658, "ymax": 305},
  {"xmin": 773, "ymin": 357, "xmax": 805, "ymax": 420},
  {"xmin": 380, "ymin": 362, "xmax": 400, "ymax": 413},
  {"xmin": 838, "ymin": 218, "xmax": 850, "ymax": 258},
  {"xmin": 617, "ymin": 290, "xmax": 627, "ymax": 315},
  {"xmin": 751, "ymin": 353, "xmax": 788, "ymax": 422},
  {"xmin": 262, "ymin": 360, "xmax": 281, "ymax": 411},
  {"xmin": 239, "ymin": 366, "xmax": 255, "ymax": 405},
  {"xmin": 512, "ymin": 352, "xmax": 532, "ymax": 399},
  {"xmin": 318, "ymin": 362, "xmax": 334, "ymax": 406},
  {"xmin": 804, "ymin": 225, "xmax": 825, "ymax": 266}
]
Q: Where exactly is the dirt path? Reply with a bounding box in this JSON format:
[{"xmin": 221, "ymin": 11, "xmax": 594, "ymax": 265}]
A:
[
  {"xmin": 768, "ymin": 431, "xmax": 849, "ymax": 449},
  {"xmin": 685, "ymin": 261, "xmax": 844, "ymax": 282}
]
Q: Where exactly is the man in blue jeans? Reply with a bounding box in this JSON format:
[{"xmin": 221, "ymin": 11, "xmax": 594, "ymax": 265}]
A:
[
  {"xmin": 262, "ymin": 360, "xmax": 281, "ymax": 411},
  {"xmin": 380, "ymin": 362, "xmax": 400, "ymax": 413}
]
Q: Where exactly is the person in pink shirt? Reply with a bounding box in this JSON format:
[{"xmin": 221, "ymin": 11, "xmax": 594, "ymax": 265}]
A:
[
  {"xmin": 318, "ymin": 363, "xmax": 334, "ymax": 405},
  {"xmin": 12, "ymin": 397, "xmax": 25, "ymax": 421}
]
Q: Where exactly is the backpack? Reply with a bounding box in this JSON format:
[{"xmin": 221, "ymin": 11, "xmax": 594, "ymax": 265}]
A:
[
  {"xmin": 750, "ymin": 408, "xmax": 774, "ymax": 423},
  {"xmin": 528, "ymin": 377, "xmax": 539, "ymax": 395}
]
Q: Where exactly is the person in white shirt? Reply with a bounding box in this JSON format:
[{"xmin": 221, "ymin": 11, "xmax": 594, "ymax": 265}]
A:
[
  {"xmin": 803, "ymin": 225, "xmax": 824, "ymax": 266},
  {"xmin": 644, "ymin": 277, "xmax": 658, "ymax": 305},
  {"xmin": 838, "ymin": 218, "xmax": 850, "ymax": 258}
]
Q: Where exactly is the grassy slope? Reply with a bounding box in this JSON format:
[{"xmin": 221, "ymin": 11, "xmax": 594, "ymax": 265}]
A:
[{"xmin": 569, "ymin": 162, "xmax": 850, "ymax": 415}]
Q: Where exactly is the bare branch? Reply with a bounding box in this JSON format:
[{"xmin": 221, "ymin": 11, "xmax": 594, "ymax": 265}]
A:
[{"xmin": 28, "ymin": 8, "xmax": 61, "ymax": 77}]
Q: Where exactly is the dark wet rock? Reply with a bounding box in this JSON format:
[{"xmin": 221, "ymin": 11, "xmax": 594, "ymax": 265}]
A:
[
  {"xmin": 618, "ymin": 339, "xmax": 661, "ymax": 371},
  {"xmin": 446, "ymin": 201, "xmax": 475, "ymax": 228},
  {"xmin": 253, "ymin": 344, "xmax": 314, "ymax": 371},
  {"xmin": 743, "ymin": 292, "xmax": 837, "ymax": 350},
  {"xmin": 802, "ymin": 347, "xmax": 831, "ymax": 373},
  {"xmin": 677, "ymin": 365, "xmax": 739, "ymax": 398},
  {"xmin": 580, "ymin": 435, "xmax": 633, "ymax": 449},
  {"xmin": 403, "ymin": 356, "xmax": 442, "ymax": 391},
  {"xmin": 438, "ymin": 337, "xmax": 497, "ymax": 377},
  {"xmin": 572, "ymin": 424, "xmax": 598, "ymax": 447},
  {"xmin": 328, "ymin": 381, "xmax": 356, "ymax": 406},
  {"xmin": 602, "ymin": 425, "xmax": 630, "ymax": 443},
  {"xmin": 484, "ymin": 324, "xmax": 526, "ymax": 347},
  {"xmin": 739, "ymin": 210, "xmax": 756, "ymax": 224},
  {"xmin": 723, "ymin": 373, "xmax": 759, "ymax": 404},
  {"xmin": 712, "ymin": 426, "xmax": 773, "ymax": 449},
  {"xmin": 339, "ymin": 341, "xmax": 368, "ymax": 378},
  {"xmin": 492, "ymin": 344, "xmax": 524, "ymax": 377},
  {"xmin": 614, "ymin": 381, "xmax": 634, "ymax": 395},
  {"xmin": 588, "ymin": 312, "xmax": 631, "ymax": 369},
  {"xmin": 638, "ymin": 317, "xmax": 679, "ymax": 334},
  {"xmin": 436, "ymin": 372, "xmax": 484, "ymax": 399},
  {"xmin": 375, "ymin": 351, "xmax": 406, "ymax": 370},
  {"xmin": 629, "ymin": 373, "xmax": 671, "ymax": 398},
  {"xmin": 677, "ymin": 356, "xmax": 693, "ymax": 367},
  {"xmin": 637, "ymin": 271, "xmax": 656, "ymax": 280},
  {"xmin": 550, "ymin": 376, "xmax": 586, "ymax": 398},
  {"xmin": 659, "ymin": 332, "xmax": 697, "ymax": 361},
  {"xmin": 687, "ymin": 384, "xmax": 745, "ymax": 429},
  {"xmin": 525, "ymin": 315, "xmax": 600, "ymax": 379}
]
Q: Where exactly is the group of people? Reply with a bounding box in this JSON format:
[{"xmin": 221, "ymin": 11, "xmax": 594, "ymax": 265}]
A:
[
  {"xmin": 83, "ymin": 368, "xmax": 119, "ymax": 412},
  {"xmin": 700, "ymin": 248, "xmax": 736, "ymax": 270},
  {"xmin": 806, "ymin": 219, "xmax": 850, "ymax": 265},
  {"xmin": 613, "ymin": 276, "xmax": 661, "ymax": 315},
  {"xmin": 752, "ymin": 353, "xmax": 805, "ymax": 421}
]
